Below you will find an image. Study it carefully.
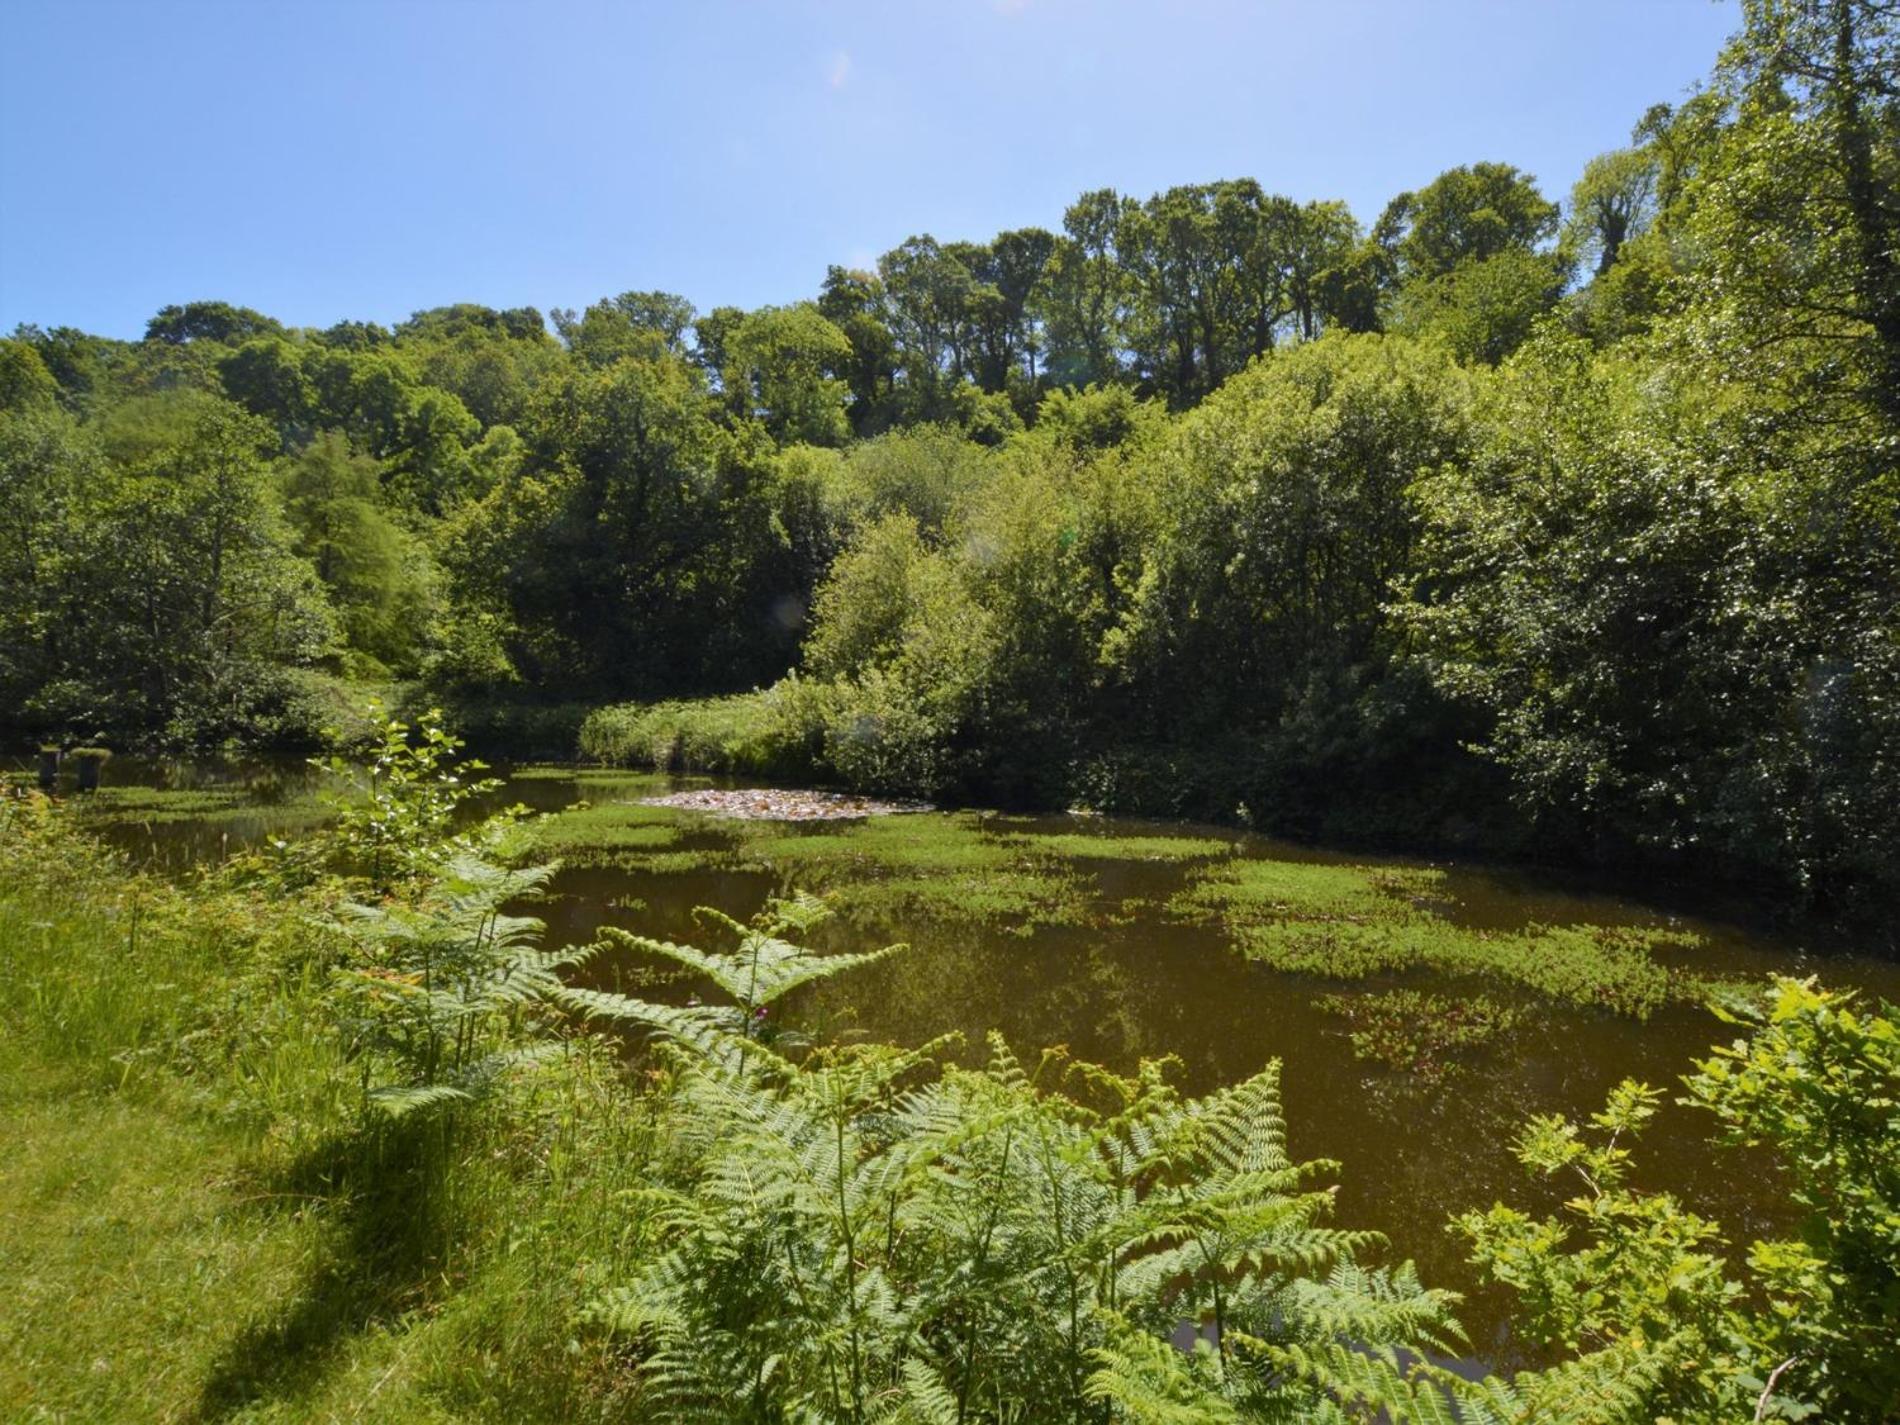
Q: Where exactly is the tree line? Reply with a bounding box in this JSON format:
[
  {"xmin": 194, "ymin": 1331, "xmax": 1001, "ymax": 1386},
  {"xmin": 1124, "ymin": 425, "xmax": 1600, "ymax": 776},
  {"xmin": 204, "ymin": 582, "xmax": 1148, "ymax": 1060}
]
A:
[{"xmin": 2, "ymin": 0, "xmax": 1895, "ymax": 923}]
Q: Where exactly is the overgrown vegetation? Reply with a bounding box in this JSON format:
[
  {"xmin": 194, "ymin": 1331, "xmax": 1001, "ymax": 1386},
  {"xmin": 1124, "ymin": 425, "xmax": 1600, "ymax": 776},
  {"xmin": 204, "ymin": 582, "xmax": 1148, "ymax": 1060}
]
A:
[
  {"xmin": 7, "ymin": 716, "xmax": 1899, "ymax": 1421},
  {"xmin": 1170, "ymin": 856, "xmax": 1696, "ymax": 1016},
  {"xmin": 6, "ymin": 1, "xmax": 1895, "ymax": 926},
  {"xmin": 1458, "ymin": 979, "xmax": 1900, "ymax": 1422}
]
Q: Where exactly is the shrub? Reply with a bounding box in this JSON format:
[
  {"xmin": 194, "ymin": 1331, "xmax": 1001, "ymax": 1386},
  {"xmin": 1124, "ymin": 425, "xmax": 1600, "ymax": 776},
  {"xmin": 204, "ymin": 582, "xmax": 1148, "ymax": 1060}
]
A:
[{"xmin": 578, "ymin": 681, "xmax": 834, "ymax": 781}]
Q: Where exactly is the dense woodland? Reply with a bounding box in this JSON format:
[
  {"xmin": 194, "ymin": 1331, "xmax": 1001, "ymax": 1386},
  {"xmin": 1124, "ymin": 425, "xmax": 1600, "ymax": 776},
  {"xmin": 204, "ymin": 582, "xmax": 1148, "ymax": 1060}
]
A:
[{"xmin": 4, "ymin": 1, "xmax": 1897, "ymax": 920}]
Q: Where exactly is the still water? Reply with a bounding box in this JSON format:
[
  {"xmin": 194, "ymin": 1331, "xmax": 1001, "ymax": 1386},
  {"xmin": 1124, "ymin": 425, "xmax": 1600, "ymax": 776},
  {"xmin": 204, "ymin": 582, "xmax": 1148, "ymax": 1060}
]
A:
[{"xmin": 59, "ymin": 754, "xmax": 1900, "ymax": 1361}]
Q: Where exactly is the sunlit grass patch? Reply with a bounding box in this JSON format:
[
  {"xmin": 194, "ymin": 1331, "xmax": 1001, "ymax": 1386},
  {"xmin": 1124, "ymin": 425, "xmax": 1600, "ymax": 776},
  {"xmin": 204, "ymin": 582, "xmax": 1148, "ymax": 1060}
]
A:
[
  {"xmin": 1173, "ymin": 857, "xmax": 1687, "ymax": 1016},
  {"xmin": 0, "ymin": 1084, "xmax": 331, "ymax": 1424}
]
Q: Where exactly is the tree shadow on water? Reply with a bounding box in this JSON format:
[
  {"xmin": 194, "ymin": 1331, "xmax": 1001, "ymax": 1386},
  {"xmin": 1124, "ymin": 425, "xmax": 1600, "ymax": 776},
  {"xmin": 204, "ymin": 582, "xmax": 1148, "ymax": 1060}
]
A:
[{"xmin": 194, "ymin": 1113, "xmax": 467, "ymax": 1419}]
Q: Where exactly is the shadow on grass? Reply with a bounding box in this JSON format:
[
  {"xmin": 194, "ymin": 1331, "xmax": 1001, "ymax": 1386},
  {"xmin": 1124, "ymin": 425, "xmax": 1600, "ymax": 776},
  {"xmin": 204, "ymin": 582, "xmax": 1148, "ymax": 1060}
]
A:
[{"xmin": 194, "ymin": 1113, "xmax": 466, "ymax": 1419}]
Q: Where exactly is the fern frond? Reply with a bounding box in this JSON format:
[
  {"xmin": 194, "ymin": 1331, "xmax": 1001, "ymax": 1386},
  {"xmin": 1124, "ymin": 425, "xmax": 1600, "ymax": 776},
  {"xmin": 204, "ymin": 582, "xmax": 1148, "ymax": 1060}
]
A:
[
  {"xmin": 1085, "ymin": 1316, "xmax": 1241, "ymax": 1424},
  {"xmin": 365, "ymin": 1081, "xmax": 472, "ymax": 1117}
]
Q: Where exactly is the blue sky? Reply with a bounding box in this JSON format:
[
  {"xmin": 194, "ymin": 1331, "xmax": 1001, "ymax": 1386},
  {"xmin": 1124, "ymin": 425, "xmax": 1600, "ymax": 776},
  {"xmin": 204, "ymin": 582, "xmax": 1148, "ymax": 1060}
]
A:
[{"xmin": 1, "ymin": 0, "xmax": 1739, "ymax": 340}]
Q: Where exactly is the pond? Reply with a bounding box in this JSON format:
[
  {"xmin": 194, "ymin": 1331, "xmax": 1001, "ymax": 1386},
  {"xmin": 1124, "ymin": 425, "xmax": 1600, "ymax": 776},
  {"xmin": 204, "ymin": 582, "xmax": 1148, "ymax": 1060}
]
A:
[{"xmin": 47, "ymin": 753, "xmax": 1900, "ymax": 1363}]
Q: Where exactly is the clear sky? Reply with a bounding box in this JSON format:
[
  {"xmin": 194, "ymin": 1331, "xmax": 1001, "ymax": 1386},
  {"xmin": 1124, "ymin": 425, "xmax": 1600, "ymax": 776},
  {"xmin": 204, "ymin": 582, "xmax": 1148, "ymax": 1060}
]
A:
[{"xmin": 1, "ymin": 0, "xmax": 1740, "ymax": 341}]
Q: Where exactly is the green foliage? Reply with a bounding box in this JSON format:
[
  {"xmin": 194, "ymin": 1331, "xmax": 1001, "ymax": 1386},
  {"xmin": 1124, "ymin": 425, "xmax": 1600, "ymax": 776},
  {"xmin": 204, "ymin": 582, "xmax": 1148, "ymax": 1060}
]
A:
[
  {"xmin": 0, "ymin": 391, "xmax": 337, "ymax": 744},
  {"xmin": 302, "ymin": 704, "xmax": 505, "ymax": 891},
  {"xmin": 11, "ymin": 0, "xmax": 1900, "ymax": 929},
  {"xmin": 1172, "ymin": 857, "xmax": 1686, "ymax": 1015},
  {"xmin": 567, "ymin": 932, "xmax": 1463, "ymax": 1423},
  {"xmin": 565, "ymin": 892, "xmax": 907, "ymax": 1048},
  {"xmin": 281, "ymin": 431, "xmax": 434, "ymax": 674},
  {"xmin": 0, "ymin": 780, "xmax": 659, "ymax": 1420},
  {"xmin": 720, "ymin": 303, "xmax": 854, "ymax": 446},
  {"xmin": 6, "ymin": 743, "xmax": 1900, "ymax": 1420},
  {"xmin": 1376, "ymin": 162, "xmax": 1561, "ymax": 283},
  {"xmin": 1403, "ymin": 319, "xmax": 1900, "ymax": 916},
  {"xmin": 1391, "ymin": 249, "xmax": 1568, "ymax": 364},
  {"xmin": 146, "ymin": 299, "xmax": 285, "ymax": 347},
  {"xmin": 577, "ymin": 684, "xmax": 833, "ymax": 780},
  {"xmin": 1455, "ymin": 977, "xmax": 1900, "ymax": 1422},
  {"xmin": 1563, "ymin": 147, "xmax": 1659, "ymax": 278},
  {"xmin": 329, "ymin": 854, "xmax": 569, "ymax": 1117},
  {"xmin": 1683, "ymin": 978, "xmax": 1900, "ymax": 1418},
  {"xmin": 0, "ymin": 337, "xmax": 59, "ymax": 412}
]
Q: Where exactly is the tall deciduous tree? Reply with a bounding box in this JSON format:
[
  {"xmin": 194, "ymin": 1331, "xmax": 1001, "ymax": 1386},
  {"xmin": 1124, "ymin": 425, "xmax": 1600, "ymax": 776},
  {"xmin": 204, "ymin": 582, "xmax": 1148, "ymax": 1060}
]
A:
[
  {"xmin": 1376, "ymin": 162, "xmax": 1561, "ymax": 283},
  {"xmin": 720, "ymin": 304, "xmax": 854, "ymax": 446}
]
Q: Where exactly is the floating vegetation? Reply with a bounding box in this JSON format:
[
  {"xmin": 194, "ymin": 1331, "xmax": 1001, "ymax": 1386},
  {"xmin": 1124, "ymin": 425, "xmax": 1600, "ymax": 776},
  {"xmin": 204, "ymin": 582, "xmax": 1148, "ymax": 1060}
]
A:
[
  {"xmin": 1008, "ymin": 830, "xmax": 1237, "ymax": 862},
  {"xmin": 520, "ymin": 798, "xmax": 692, "ymax": 866},
  {"xmin": 68, "ymin": 784, "xmax": 333, "ymax": 855},
  {"xmin": 1317, "ymin": 990, "xmax": 1523, "ymax": 1082},
  {"xmin": 524, "ymin": 781, "xmax": 1721, "ymax": 1001},
  {"xmin": 504, "ymin": 766, "xmax": 684, "ymax": 790},
  {"xmin": 615, "ymin": 849, "xmax": 743, "ymax": 876},
  {"xmin": 74, "ymin": 787, "xmax": 253, "ymax": 823},
  {"xmin": 737, "ymin": 813, "xmax": 1095, "ymax": 930},
  {"xmin": 1171, "ymin": 858, "xmax": 1690, "ymax": 1016}
]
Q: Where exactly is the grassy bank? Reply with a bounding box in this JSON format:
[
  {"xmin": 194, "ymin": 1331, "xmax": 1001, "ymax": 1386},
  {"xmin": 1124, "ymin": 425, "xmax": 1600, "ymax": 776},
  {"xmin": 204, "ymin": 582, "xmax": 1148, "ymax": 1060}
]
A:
[{"xmin": 0, "ymin": 798, "xmax": 649, "ymax": 1422}]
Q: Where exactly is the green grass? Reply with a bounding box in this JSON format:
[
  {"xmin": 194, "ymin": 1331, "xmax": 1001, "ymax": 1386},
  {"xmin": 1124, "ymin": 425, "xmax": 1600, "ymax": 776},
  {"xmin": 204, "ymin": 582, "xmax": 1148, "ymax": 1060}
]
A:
[
  {"xmin": 0, "ymin": 801, "xmax": 658, "ymax": 1422},
  {"xmin": 1171, "ymin": 857, "xmax": 1691, "ymax": 1016},
  {"xmin": 0, "ymin": 1080, "xmax": 329, "ymax": 1423},
  {"xmin": 578, "ymin": 688, "xmax": 826, "ymax": 779}
]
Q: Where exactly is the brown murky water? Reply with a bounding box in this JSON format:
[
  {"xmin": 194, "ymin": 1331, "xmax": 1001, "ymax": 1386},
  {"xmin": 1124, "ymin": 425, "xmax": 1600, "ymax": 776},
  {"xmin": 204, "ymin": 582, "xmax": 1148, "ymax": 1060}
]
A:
[{"xmin": 60, "ymin": 755, "xmax": 1900, "ymax": 1362}]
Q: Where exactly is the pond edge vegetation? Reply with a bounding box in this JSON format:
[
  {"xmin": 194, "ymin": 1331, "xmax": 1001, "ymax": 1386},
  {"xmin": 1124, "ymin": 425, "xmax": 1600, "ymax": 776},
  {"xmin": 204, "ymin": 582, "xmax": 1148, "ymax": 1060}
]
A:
[{"xmin": 4, "ymin": 712, "xmax": 1898, "ymax": 1421}]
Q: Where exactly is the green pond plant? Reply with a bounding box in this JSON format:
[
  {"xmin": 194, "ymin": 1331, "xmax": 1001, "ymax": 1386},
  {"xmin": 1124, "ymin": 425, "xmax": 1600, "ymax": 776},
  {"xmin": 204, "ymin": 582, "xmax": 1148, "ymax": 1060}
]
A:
[
  {"xmin": 297, "ymin": 702, "xmax": 508, "ymax": 891},
  {"xmin": 1172, "ymin": 858, "xmax": 1690, "ymax": 1016},
  {"xmin": 1317, "ymin": 990, "xmax": 1522, "ymax": 1083}
]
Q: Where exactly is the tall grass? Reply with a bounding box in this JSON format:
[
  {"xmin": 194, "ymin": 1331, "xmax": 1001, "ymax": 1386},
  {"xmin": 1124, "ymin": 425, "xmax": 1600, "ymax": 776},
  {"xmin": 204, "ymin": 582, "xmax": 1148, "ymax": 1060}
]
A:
[
  {"xmin": 0, "ymin": 795, "xmax": 655, "ymax": 1421},
  {"xmin": 578, "ymin": 682, "xmax": 833, "ymax": 779}
]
